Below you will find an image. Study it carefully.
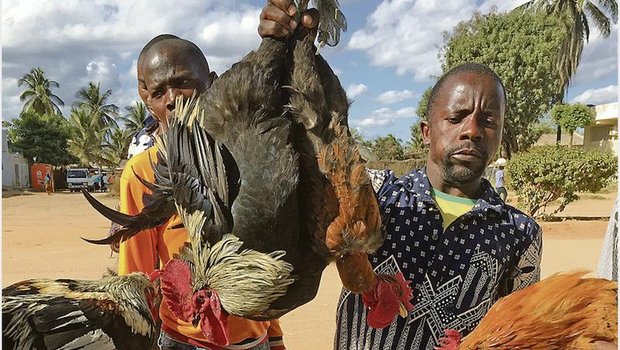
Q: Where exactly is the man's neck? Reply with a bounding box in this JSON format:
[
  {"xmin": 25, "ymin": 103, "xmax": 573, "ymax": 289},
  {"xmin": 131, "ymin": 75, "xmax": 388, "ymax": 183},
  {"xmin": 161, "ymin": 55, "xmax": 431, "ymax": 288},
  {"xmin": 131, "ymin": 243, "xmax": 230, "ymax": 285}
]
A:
[{"xmin": 426, "ymin": 161, "xmax": 483, "ymax": 199}]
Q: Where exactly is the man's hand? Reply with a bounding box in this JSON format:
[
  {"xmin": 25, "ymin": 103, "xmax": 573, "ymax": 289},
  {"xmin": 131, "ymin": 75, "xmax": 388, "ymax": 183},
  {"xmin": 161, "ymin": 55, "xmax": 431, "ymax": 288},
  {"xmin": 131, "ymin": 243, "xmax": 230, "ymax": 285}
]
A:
[{"xmin": 258, "ymin": 0, "xmax": 319, "ymax": 38}]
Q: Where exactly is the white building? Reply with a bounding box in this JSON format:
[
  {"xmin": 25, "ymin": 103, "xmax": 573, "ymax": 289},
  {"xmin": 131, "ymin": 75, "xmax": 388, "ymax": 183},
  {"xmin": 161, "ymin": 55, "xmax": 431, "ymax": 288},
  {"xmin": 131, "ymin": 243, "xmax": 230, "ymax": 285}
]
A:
[
  {"xmin": 583, "ymin": 102, "xmax": 618, "ymax": 156},
  {"xmin": 2, "ymin": 129, "xmax": 30, "ymax": 188}
]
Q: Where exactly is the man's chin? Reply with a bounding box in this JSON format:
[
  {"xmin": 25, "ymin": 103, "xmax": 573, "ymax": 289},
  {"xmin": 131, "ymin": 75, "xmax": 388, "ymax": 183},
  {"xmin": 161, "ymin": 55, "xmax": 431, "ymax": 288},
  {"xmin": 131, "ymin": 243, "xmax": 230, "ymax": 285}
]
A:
[{"xmin": 443, "ymin": 162, "xmax": 486, "ymax": 185}]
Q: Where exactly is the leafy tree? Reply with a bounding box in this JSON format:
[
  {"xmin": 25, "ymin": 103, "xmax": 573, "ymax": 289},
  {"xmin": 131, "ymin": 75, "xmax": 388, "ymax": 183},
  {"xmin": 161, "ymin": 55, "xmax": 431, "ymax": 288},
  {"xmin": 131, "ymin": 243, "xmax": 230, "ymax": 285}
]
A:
[
  {"xmin": 441, "ymin": 10, "xmax": 565, "ymax": 157},
  {"xmin": 67, "ymin": 106, "xmax": 108, "ymax": 167},
  {"xmin": 415, "ymin": 88, "xmax": 432, "ymax": 122},
  {"xmin": 369, "ymin": 134, "xmax": 406, "ymax": 160},
  {"xmin": 17, "ymin": 67, "xmax": 65, "ymax": 116},
  {"xmin": 101, "ymin": 126, "xmax": 133, "ymax": 167},
  {"xmin": 551, "ymin": 103, "xmax": 595, "ymax": 145},
  {"xmin": 506, "ymin": 145, "xmax": 616, "ymax": 217},
  {"xmin": 406, "ymin": 122, "xmax": 428, "ymax": 157},
  {"xmin": 74, "ymin": 82, "xmax": 119, "ymax": 129},
  {"xmin": 517, "ymin": 0, "xmax": 617, "ymax": 100},
  {"xmin": 118, "ymin": 101, "xmax": 149, "ymax": 136},
  {"xmin": 5, "ymin": 112, "xmax": 76, "ymax": 165}
]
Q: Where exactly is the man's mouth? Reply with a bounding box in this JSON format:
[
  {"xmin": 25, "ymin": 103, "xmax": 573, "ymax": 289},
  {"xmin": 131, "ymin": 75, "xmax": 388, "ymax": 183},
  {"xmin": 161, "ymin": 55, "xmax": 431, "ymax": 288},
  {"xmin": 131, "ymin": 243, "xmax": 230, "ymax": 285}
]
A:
[{"xmin": 452, "ymin": 148, "xmax": 483, "ymax": 160}]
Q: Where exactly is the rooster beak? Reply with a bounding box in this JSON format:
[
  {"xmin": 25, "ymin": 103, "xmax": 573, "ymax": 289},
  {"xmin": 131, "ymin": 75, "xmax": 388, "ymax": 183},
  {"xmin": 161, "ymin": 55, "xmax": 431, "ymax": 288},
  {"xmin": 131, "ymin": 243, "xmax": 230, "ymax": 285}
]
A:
[
  {"xmin": 192, "ymin": 315, "xmax": 200, "ymax": 327},
  {"xmin": 398, "ymin": 302, "xmax": 409, "ymax": 318}
]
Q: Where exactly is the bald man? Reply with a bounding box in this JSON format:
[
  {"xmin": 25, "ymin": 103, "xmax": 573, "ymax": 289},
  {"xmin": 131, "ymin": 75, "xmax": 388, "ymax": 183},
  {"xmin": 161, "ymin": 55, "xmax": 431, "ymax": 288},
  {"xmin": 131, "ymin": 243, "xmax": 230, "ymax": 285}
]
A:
[{"xmin": 118, "ymin": 35, "xmax": 284, "ymax": 350}]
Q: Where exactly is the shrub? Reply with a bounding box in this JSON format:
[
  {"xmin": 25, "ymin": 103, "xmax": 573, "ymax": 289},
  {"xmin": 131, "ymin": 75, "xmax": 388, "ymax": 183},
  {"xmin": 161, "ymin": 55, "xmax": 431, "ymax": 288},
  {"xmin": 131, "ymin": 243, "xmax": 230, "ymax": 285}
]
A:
[{"xmin": 506, "ymin": 145, "xmax": 617, "ymax": 218}]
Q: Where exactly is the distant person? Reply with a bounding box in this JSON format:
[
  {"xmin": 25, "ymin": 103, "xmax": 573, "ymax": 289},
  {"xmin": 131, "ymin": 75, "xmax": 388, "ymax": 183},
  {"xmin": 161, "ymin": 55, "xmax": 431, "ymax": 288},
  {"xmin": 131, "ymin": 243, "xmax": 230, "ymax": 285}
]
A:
[
  {"xmin": 495, "ymin": 158, "xmax": 507, "ymax": 202},
  {"xmin": 102, "ymin": 173, "xmax": 108, "ymax": 192},
  {"xmin": 44, "ymin": 172, "xmax": 53, "ymax": 195}
]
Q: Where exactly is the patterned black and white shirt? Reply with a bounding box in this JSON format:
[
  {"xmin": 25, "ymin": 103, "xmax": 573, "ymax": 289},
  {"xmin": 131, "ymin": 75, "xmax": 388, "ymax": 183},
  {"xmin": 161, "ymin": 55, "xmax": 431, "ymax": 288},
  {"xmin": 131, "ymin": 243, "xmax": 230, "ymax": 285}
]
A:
[{"xmin": 335, "ymin": 168, "xmax": 542, "ymax": 350}]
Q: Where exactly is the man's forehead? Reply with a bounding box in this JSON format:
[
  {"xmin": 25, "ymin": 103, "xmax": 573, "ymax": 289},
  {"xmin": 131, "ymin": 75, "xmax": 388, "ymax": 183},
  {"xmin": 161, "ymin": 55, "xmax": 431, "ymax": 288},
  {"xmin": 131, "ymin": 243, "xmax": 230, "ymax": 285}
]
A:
[{"xmin": 442, "ymin": 73, "xmax": 503, "ymax": 100}]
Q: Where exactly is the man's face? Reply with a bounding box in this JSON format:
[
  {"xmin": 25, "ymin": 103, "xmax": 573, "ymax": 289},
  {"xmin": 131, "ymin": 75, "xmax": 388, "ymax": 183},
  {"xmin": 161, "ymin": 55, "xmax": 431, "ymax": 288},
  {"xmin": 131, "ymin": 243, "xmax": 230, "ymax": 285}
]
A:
[
  {"xmin": 138, "ymin": 43, "xmax": 211, "ymax": 130},
  {"xmin": 422, "ymin": 72, "xmax": 505, "ymax": 186}
]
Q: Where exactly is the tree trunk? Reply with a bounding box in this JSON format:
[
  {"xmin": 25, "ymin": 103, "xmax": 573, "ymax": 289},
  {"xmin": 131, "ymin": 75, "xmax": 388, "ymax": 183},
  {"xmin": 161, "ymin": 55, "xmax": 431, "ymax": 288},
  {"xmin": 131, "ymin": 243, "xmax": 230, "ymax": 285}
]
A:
[{"xmin": 556, "ymin": 125, "xmax": 561, "ymax": 144}]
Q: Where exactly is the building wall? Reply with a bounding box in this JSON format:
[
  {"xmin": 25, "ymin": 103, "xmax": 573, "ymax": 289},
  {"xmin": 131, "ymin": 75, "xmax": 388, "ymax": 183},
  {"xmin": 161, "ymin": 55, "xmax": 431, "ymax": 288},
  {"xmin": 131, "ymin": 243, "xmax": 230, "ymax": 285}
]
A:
[
  {"xmin": 583, "ymin": 102, "xmax": 618, "ymax": 156},
  {"xmin": 2, "ymin": 130, "xmax": 30, "ymax": 188},
  {"xmin": 2, "ymin": 130, "xmax": 12, "ymax": 187}
]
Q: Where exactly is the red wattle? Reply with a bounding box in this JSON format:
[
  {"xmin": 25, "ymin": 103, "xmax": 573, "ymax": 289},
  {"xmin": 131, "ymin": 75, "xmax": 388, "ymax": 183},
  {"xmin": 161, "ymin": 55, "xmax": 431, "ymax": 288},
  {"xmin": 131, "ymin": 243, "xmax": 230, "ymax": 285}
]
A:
[{"xmin": 199, "ymin": 291, "xmax": 229, "ymax": 346}]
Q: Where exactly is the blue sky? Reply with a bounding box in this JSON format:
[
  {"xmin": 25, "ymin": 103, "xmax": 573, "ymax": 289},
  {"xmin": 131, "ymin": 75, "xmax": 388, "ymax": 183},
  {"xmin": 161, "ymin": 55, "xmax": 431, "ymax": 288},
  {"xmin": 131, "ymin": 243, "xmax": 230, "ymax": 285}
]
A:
[{"xmin": 2, "ymin": 0, "xmax": 618, "ymax": 143}]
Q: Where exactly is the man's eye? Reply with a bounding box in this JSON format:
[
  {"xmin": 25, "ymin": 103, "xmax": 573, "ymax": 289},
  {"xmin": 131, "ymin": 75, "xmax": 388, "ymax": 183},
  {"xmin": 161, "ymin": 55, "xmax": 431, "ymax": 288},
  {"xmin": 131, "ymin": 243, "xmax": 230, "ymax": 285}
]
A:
[{"xmin": 178, "ymin": 79, "xmax": 192, "ymax": 88}]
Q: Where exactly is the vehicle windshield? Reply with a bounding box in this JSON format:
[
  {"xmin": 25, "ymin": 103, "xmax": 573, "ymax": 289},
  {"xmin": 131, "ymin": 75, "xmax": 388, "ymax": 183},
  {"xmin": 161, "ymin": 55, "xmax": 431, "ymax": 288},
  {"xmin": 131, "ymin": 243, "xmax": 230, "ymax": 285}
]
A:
[{"xmin": 68, "ymin": 170, "xmax": 88, "ymax": 178}]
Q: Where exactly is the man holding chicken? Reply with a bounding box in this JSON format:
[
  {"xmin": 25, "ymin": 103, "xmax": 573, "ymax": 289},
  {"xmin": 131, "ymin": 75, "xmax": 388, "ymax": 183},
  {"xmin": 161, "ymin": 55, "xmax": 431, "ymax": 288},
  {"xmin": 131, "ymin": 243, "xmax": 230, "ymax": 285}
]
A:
[
  {"xmin": 260, "ymin": 2, "xmax": 541, "ymax": 349},
  {"xmin": 118, "ymin": 34, "xmax": 289, "ymax": 350}
]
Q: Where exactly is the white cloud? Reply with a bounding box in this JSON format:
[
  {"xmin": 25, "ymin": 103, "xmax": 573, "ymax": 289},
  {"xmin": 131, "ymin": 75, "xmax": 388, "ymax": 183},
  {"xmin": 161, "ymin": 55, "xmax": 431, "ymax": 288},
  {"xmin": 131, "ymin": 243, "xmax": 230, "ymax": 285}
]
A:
[
  {"xmin": 571, "ymin": 23, "xmax": 618, "ymax": 87},
  {"xmin": 352, "ymin": 106, "xmax": 417, "ymax": 129},
  {"xmin": 346, "ymin": 83, "xmax": 368, "ymax": 98},
  {"xmin": 571, "ymin": 85, "xmax": 618, "ymax": 105},
  {"xmin": 2, "ymin": 0, "xmax": 263, "ymax": 120},
  {"xmin": 358, "ymin": 118, "xmax": 394, "ymax": 127},
  {"xmin": 347, "ymin": 0, "xmax": 536, "ymax": 81},
  {"xmin": 346, "ymin": 0, "xmax": 477, "ymax": 81},
  {"xmin": 85, "ymin": 59, "xmax": 122, "ymax": 92},
  {"xmin": 395, "ymin": 106, "xmax": 417, "ymax": 117},
  {"xmin": 376, "ymin": 89, "xmax": 415, "ymax": 104}
]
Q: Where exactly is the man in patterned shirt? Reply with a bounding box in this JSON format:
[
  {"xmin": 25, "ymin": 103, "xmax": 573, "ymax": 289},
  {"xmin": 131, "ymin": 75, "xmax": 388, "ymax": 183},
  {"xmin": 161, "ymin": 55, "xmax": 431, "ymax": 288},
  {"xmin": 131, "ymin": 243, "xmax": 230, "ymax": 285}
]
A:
[
  {"xmin": 257, "ymin": 3, "xmax": 541, "ymax": 349},
  {"xmin": 334, "ymin": 63, "xmax": 542, "ymax": 350}
]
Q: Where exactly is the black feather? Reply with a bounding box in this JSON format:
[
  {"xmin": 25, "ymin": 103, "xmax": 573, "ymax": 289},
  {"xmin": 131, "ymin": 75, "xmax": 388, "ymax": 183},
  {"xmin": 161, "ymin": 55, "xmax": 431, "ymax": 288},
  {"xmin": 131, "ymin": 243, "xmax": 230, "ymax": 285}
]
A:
[{"xmin": 80, "ymin": 164, "xmax": 177, "ymax": 245}]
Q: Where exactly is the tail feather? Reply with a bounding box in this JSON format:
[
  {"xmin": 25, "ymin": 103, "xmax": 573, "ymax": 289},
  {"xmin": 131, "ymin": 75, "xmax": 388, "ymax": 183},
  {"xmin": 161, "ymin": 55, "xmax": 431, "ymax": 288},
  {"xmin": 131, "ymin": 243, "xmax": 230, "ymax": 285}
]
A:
[{"xmin": 81, "ymin": 182, "xmax": 176, "ymax": 245}]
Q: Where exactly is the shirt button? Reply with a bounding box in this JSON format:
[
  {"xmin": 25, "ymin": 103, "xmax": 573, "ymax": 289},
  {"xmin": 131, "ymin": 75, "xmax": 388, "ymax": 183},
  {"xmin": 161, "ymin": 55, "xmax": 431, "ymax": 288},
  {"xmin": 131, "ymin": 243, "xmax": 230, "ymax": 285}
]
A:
[{"xmin": 431, "ymin": 233, "xmax": 439, "ymax": 240}]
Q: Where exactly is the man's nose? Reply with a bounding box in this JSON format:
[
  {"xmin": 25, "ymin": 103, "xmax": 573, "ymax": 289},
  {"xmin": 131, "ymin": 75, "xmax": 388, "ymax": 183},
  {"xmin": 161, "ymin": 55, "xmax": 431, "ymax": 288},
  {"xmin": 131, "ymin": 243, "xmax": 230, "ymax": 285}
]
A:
[
  {"xmin": 164, "ymin": 88, "xmax": 179, "ymax": 112},
  {"xmin": 459, "ymin": 114, "xmax": 483, "ymax": 142}
]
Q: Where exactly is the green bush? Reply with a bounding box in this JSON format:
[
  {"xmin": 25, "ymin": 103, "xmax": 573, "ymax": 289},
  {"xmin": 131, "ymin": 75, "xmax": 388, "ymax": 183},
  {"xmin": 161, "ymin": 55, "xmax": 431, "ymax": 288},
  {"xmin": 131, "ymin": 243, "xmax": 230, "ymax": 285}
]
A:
[{"xmin": 506, "ymin": 145, "xmax": 617, "ymax": 218}]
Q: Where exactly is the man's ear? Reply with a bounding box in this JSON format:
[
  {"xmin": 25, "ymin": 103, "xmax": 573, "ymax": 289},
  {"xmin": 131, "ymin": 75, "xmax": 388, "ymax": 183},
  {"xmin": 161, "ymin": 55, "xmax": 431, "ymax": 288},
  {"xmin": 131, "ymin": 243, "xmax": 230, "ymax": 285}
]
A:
[{"xmin": 420, "ymin": 119, "xmax": 431, "ymax": 145}]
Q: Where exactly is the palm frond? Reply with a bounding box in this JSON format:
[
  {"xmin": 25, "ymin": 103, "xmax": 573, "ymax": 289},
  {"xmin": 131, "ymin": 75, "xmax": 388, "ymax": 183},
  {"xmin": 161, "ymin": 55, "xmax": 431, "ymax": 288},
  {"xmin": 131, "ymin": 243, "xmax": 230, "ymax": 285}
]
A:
[{"xmin": 584, "ymin": 1, "xmax": 613, "ymax": 37}]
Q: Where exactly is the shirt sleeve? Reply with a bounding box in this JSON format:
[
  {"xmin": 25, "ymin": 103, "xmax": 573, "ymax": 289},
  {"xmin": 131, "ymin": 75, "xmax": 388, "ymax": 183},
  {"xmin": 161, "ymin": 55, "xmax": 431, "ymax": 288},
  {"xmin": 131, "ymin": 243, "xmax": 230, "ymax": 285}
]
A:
[
  {"xmin": 267, "ymin": 320, "xmax": 285, "ymax": 350},
  {"xmin": 509, "ymin": 225, "xmax": 542, "ymax": 293},
  {"xmin": 366, "ymin": 168, "xmax": 397, "ymax": 197},
  {"xmin": 117, "ymin": 160, "xmax": 160, "ymax": 276}
]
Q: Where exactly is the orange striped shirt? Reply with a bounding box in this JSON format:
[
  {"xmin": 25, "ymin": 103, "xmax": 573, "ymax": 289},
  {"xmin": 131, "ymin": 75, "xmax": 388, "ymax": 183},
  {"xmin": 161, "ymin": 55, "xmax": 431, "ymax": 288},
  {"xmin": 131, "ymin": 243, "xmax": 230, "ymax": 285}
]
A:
[{"xmin": 118, "ymin": 147, "xmax": 285, "ymax": 350}]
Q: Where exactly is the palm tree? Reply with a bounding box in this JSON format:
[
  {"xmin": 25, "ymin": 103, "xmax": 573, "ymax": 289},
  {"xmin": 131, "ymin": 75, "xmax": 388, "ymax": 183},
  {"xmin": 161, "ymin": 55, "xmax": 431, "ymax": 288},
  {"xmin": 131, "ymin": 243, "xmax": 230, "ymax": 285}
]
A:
[
  {"xmin": 517, "ymin": 0, "xmax": 617, "ymax": 100},
  {"xmin": 17, "ymin": 67, "xmax": 65, "ymax": 116},
  {"xmin": 118, "ymin": 101, "xmax": 149, "ymax": 136},
  {"xmin": 67, "ymin": 106, "xmax": 108, "ymax": 167},
  {"xmin": 101, "ymin": 126, "xmax": 133, "ymax": 167},
  {"xmin": 74, "ymin": 82, "xmax": 119, "ymax": 129}
]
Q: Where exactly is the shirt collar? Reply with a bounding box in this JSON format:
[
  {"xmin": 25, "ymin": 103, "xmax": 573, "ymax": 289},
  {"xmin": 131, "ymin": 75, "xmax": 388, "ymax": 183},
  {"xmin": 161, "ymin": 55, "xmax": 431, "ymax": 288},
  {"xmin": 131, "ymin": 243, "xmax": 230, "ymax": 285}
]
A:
[{"xmin": 397, "ymin": 167, "xmax": 505, "ymax": 215}]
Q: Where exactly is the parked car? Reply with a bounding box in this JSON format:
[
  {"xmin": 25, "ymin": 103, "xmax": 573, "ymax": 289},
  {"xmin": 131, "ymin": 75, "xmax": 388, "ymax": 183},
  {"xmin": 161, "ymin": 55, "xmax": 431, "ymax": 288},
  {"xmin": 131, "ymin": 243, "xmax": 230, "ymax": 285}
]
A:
[{"xmin": 66, "ymin": 168, "xmax": 102, "ymax": 192}]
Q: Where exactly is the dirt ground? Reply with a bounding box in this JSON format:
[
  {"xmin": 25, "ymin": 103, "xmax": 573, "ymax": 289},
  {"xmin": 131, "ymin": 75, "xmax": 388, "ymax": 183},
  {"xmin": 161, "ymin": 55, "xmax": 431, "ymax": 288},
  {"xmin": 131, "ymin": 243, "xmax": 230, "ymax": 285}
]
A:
[{"xmin": 2, "ymin": 189, "xmax": 616, "ymax": 349}]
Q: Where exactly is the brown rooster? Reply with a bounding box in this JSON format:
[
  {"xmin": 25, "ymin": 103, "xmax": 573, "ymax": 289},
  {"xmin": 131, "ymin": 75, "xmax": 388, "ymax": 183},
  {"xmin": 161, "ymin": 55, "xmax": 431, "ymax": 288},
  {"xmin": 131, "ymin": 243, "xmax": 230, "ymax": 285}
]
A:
[
  {"xmin": 286, "ymin": 1, "xmax": 413, "ymax": 328},
  {"xmin": 436, "ymin": 272, "xmax": 618, "ymax": 350},
  {"xmin": 2, "ymin": 272, "xmax": 161, "ymax": 350},
  {"xmin": 81, "ymin": 0, "xmax": 413, "ymax": 343}
]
